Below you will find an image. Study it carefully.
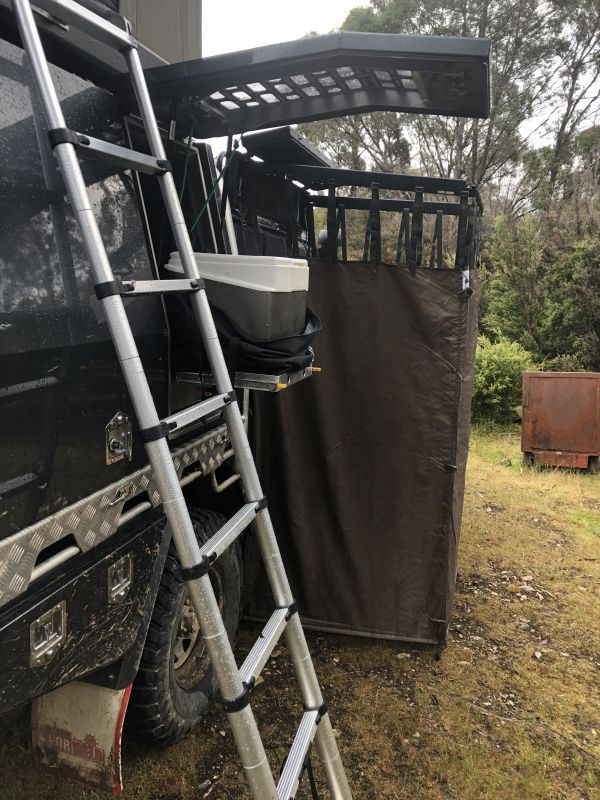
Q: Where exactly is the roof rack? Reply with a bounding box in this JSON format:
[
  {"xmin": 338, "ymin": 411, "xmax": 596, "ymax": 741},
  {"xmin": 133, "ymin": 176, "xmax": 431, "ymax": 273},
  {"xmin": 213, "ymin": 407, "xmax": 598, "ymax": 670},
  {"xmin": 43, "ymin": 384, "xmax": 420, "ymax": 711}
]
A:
[
  {"xmin": 242, "ymin": 128, "xmax": 336, "ymax": 168},
  {"xmin": 136, "ymin": 31, "xmax": 491, "ymax": 137},
  {"xmin": 258, "ymin": 161, "xmax": 483, "ymax": 210}
]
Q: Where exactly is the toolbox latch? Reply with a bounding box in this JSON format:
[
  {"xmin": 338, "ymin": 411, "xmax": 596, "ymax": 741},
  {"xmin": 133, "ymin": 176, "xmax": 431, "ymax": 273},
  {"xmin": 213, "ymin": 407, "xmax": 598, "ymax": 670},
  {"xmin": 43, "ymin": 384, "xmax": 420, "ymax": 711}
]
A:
[
  {"xmin": 30, "ymin": 601, "xmax": 67, "ymax": 667},
  {"xmin": 108, "ymin": 553, "xmax": 133, "ymax": 604},
  {"xmin": 105, "ymin": 412, "xmax": 133, "ymax": 465}
]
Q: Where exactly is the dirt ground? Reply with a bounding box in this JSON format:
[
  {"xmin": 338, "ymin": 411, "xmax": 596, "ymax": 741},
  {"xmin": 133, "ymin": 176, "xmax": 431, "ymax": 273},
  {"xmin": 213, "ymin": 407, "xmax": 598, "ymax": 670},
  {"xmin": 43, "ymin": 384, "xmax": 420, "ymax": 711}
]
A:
[{"xmin": 1, "ymin": 427, "xmax": 599, "ymax": 800}]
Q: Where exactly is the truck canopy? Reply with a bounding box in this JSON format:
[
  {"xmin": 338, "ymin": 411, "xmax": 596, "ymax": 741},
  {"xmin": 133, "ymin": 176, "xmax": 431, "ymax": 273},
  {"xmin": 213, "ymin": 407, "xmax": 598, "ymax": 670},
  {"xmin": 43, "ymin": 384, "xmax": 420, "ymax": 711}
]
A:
[{"xmin": 136, "ymin": 31, "xmax": 492, "ymax": 137}]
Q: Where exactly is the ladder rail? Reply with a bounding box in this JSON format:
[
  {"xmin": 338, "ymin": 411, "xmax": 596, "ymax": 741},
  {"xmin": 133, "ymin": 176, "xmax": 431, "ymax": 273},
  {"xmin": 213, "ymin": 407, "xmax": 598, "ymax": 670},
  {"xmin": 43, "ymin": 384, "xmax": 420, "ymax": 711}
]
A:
[
  {"xmin": 12, "ymin": 2, "xmax": 353, "ymax": 796},
  {"xmin": 13, "ymin": 3, "xmax": 279, "ymax": 796},
  {"xmin": 126, "ymin": 33, "xmax": 352, "ymax": 800}
]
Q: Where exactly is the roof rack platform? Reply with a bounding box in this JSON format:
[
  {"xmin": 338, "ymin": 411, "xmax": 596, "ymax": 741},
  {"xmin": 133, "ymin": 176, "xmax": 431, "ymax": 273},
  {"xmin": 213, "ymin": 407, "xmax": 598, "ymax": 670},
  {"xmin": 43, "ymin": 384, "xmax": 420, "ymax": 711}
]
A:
[{"xmin": 136, "ymin": 32, "xmax": 491, "ymax": 137}]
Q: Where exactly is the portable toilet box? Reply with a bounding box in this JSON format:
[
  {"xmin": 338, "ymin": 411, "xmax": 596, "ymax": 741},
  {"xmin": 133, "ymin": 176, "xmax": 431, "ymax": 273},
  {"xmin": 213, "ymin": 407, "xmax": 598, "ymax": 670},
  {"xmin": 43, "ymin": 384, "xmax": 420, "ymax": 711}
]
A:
[{"xmin": 166, "ymin": 252, "xmax": 309, "ymax": 342}]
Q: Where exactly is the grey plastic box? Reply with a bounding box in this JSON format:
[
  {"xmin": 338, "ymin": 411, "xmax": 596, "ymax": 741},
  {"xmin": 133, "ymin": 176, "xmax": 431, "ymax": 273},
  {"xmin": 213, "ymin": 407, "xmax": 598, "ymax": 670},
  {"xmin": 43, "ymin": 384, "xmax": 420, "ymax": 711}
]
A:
[{"xmin": 166, "ymin": 252, "xmax": 309, "ymax": 342}]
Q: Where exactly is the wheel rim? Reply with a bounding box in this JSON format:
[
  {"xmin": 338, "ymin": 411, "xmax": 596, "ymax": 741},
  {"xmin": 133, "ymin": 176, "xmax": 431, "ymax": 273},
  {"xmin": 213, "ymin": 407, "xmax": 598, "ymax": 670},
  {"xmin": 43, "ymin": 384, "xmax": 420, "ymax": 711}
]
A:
[
  {"xmin": 172, "ymin": 567, "xmax": 225, "ymax": 691},
  {"xmin": 172, "ymin": 595, "xmax": 201, "ymax": 670}
]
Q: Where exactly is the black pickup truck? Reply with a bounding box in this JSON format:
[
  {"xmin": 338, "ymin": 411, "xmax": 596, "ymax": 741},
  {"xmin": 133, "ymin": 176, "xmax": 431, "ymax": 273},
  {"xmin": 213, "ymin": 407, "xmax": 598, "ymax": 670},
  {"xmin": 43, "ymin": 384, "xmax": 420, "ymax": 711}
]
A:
[{"xmin": 0, "ymin": 1, "xmax": 490, "ymax": 790}]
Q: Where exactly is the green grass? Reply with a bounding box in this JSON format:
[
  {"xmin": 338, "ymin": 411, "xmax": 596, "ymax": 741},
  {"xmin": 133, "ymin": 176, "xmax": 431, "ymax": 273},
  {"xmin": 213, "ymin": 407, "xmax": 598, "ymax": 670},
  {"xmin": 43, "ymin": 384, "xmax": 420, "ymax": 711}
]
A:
[
  {"xmin": 568, "ymin": 510, "xmax": 600, "ymax": 536},
  {"xmin": 0, "ymin": 427, "xmax": 599, "ymax": 799}
]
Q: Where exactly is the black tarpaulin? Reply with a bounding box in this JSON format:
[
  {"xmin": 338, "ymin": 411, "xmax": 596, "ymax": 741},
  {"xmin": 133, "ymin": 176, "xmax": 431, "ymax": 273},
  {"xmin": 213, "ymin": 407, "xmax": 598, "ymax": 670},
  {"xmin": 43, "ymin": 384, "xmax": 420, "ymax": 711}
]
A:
[{"xmin": 244, "ymin": 260, "xmax": 480, "ymax": 644}]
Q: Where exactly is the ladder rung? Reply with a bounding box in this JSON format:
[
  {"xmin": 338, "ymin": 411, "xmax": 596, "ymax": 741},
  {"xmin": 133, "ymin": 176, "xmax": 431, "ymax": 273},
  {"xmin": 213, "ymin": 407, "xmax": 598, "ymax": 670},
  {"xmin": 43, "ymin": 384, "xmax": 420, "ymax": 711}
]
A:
[
  {"xmin": 277, "ymin": 710, "xmax": 321, "ymax": 800},
  {"xmin": 239, "ymin": 607, "xmax": 290, "ymax": 688},
  {"xmin": 120, "ymin": 279, "xmax": 200, "ymax": 296},
  {"xmin": 72, "ymin": 132, "xmax": 171, "ymax": 175},
  {"xmin": 95, "ymin": 277, "xmax": 201, "ymax": 299},
  {"xmin": 196, "ymin": 502, "xmax": 258, "ymax": 565},
  {"xmin": 164, "ymin": 392, "xmax": 234, "ymax": 434},
  {"xmin": 33, "ymin": 0, "xmax": 132, "ymax": 48}
]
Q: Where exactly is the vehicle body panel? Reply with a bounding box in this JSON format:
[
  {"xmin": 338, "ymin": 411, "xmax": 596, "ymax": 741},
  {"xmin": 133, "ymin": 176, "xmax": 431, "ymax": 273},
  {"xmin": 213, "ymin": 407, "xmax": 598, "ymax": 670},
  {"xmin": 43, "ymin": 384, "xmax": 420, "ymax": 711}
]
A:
[
  {"xmin": 0, "ymin": 36, "xmax": 168, "ymax": 537},
  {"xmin": 0, "ymin": 512, "xmax": 165, "ymax": 713}
]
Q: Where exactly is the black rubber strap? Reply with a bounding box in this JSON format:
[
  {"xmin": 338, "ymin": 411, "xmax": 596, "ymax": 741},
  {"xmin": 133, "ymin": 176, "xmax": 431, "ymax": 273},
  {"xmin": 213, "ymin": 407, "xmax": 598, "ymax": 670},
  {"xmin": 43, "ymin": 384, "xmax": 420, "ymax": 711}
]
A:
[
  {"xmin": 255, "ymin": 497, "xmax": 268, "ymax": 512},
  {"xmin": 156, "ymin": 158, "xmax": 172, "ymax": 173},
  {"xmin": 179, "ymin": 554, "xmax": 215, "ymax": 581},
  {"xmin": 338, "ymin": 204, "xmax": 347, "ymax": 261},
  {"xmin": 304, "ymin": 701, "xmax": 328, "ymax": 723},
  {"xmin": 48, "ymin": 127, "xmax": 79, "ymax": 149},
  {"xmin": 284, "ymin": 601, "xmax": 298, "ymax": 620},
  {"xmin": 409, "ymin": 187, "xmax": 424, "ymax": 274},
  {"xmin": 430, "ymin": 210, "xmax": 443, "ymax": 269},
  {"xmin": 326, "ymin": 180, "xmax": 337, "ymax": 262},
  {"xmin": 95, "ymin": 278, "xmax": 126, "ymax": 300},
  {"xmin": 139, "ymin": 421, "xmax": 170, "ymax": 443},
  {"xmin": 306, "ymin": 202, "xmax": 317, "ymax": 258},
  {"xmin": 222, "ymin": 684, "xmax": 252, "ymax": 713},
  {"xmin": 455, "ymin": 190, "xmax": 469, "ymax": 270},
  {"xmin": 369, "ymin": 183, "xmax": 381, "ymax": 265},
  {"xmin": 395, "ymin": 208, "xmax": 410, "ymax": 266},
  {"xmin": 465, "ymin": 204, "xmax": 475, "ymax": 268},
  {"xmin": 436, "ymin": 209, "xmax": 444, "ymax": 269},
  {"xmin": 362, "ymin": 183, "xmax": 380, "ymax": 265}
]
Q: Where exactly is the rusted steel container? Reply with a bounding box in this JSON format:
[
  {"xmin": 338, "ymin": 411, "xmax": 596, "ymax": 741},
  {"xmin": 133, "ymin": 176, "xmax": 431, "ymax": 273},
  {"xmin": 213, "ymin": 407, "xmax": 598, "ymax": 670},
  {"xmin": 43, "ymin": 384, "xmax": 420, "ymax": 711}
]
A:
[{"xmin": 521, "ymin": 371, "xmax": 600, "ymax": 470}]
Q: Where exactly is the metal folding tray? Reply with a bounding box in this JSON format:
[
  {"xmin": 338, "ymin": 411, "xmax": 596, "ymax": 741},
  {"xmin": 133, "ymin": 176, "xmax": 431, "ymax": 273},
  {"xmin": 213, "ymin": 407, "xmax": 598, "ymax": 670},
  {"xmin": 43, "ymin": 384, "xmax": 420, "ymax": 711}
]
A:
[
  {"xmin": 136, "ymin": 32, "xmax": 492, "ymax": 137},
  {"xmin": 177, "ymin": 367, "xmax": 317, "ymax": 393}
]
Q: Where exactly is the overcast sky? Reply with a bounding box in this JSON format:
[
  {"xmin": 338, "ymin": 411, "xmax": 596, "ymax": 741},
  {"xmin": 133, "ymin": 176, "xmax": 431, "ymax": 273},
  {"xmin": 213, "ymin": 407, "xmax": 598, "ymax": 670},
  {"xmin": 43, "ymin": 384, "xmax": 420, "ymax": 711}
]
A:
[{"xmin": 202, "ymin": 0, "xmax": 369, "ymax": 57}]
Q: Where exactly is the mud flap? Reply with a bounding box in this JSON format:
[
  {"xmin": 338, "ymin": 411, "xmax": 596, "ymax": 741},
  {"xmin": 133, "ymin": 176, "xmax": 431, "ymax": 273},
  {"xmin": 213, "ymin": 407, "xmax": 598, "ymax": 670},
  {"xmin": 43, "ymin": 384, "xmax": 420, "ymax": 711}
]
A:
[{"xmin": 31, "ymin": 681, "xmax": 131, "ymax": 794}]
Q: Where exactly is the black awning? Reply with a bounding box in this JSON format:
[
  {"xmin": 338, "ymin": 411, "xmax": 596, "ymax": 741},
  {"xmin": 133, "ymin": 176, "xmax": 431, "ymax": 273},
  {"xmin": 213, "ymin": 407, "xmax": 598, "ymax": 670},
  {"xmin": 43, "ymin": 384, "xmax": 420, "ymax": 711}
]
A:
[{"xmin": 137, "ymin": 31, "xmax": 491, "ymax": 137}]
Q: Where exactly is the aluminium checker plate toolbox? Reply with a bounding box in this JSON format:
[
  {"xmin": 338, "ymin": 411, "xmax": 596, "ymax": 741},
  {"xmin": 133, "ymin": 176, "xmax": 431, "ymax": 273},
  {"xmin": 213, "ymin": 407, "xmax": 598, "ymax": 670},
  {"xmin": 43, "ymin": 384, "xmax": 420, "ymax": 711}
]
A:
[{"xmin": 0, "ymin": 425, "xmax": 229, "ymax": 607}]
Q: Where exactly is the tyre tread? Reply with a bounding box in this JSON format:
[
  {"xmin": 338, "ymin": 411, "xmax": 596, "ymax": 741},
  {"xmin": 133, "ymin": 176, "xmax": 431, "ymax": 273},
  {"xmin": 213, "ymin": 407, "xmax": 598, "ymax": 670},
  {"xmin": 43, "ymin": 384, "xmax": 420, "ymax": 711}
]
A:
[{"xmin": 128, "ymin": 508, "xmax": 241, "ymax": 746}]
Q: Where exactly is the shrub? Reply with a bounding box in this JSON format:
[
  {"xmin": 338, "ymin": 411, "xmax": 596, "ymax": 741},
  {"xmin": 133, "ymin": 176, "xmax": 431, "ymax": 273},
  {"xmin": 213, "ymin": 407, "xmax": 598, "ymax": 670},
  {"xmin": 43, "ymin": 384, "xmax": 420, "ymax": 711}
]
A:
[
  {"xmin": 472, "ymin": 336, "xmax": 535, "ymax": 423},
  {"xmin": 540, "ymin": 353, "xmax": 584, "ymax": 372}
]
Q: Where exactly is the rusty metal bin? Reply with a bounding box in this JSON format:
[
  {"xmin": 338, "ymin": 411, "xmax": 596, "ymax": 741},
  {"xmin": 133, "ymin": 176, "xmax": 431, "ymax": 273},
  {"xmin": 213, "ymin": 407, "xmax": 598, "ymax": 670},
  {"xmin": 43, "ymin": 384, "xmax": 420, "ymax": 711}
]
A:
[{"xmin": 521, "ymin": 371, "xmax": 600, "ymax": 470}]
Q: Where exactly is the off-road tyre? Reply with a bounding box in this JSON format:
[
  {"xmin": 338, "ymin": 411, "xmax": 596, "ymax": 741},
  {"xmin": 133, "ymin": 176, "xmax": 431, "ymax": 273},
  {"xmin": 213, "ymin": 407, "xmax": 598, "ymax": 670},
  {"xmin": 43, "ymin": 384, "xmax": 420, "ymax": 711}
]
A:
[{"xmin": 127, "ymin": 508, "xmax": 242, "ymax": 746}]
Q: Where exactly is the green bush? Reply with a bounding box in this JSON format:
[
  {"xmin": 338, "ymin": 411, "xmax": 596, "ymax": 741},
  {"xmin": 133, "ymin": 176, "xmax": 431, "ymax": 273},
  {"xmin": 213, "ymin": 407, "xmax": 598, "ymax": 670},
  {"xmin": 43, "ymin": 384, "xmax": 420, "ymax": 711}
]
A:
[
  {"xmin": 472, "ymin": 336, "xmax": 535, "ymax": 423},
  {"xmin": 540, "ymin": 353, "xmax": 584, "ymax": 372}
]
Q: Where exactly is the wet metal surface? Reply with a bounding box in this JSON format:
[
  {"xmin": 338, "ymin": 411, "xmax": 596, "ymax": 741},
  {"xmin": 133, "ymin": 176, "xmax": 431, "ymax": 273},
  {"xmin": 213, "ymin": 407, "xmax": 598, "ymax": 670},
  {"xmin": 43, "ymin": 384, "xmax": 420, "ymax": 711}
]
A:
[
  {"xmin": 0, "ymin": 37, "xmax": 168, "ymax": 537},
  {"xmin": 521, "ymin": 371, "xmax": 600, "ymax": 464}
]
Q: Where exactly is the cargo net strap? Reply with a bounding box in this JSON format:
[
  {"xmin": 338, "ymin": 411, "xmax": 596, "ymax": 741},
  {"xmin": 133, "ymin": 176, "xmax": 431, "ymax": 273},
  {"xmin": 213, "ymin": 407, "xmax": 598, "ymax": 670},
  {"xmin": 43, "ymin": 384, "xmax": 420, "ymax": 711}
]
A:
[{"xmin": 309, "ymin": 180, "xmax": 482, "ymax": 271}]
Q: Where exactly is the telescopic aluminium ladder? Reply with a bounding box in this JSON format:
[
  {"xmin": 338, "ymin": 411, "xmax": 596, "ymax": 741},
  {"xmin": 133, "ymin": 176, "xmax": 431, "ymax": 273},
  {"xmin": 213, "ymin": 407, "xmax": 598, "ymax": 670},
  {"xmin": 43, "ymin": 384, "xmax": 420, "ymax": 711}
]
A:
[{"xmin": 10, "ymin": 1, "xmax": 352, "ymax": 797}]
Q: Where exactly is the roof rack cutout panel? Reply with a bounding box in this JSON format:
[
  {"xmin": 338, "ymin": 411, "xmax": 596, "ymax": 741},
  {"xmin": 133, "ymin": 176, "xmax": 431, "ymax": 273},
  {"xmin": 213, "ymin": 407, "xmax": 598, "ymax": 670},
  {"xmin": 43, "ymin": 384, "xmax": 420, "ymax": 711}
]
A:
[{"xmin": 139, "ymin": 32, "xmax": 492, "ymax": 137}]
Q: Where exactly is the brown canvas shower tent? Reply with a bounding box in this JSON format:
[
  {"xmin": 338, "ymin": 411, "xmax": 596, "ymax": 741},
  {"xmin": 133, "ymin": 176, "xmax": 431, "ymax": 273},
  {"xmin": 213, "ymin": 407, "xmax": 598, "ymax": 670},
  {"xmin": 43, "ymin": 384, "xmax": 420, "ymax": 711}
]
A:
[
  {"xmin": 122, "ymin": 29, "xmax": 490, "ymax": 644},
  {"xmin": 130, "ymin": 31, "xmax": 491, "ymax": 644}
]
